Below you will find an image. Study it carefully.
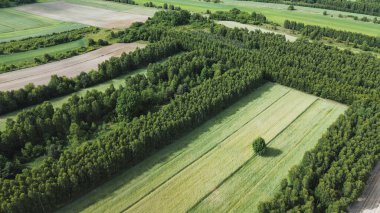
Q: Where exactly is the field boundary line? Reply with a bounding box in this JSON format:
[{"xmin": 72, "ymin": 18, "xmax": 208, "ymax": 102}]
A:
[
  {"xmin": 119, "ymin": 88, "xmax": 291, "ymax": 213},
  {"xmin": 187, "ymin": 98, "xmax": 319, "ymax": 212}
]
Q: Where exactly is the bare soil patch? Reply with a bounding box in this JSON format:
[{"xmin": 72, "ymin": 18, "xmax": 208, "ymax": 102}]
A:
[
  {"xmin": 16, "ymin": 2, "xmax": 149, "ymax": 29},
  {"xmin": 349, "ymin": 162, "xmax": 380, "ymax": 213},
  {"xmin": 0, "ymin": 43, "xmax": 146, "ymax": 91}
]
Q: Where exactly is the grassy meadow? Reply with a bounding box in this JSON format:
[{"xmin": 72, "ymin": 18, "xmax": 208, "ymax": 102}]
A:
[
  {"xmin": 0, "ymin": 8, "xmax": 86, "ymax": 42},
  {"xmin": 0, "ymin": 39, "xmax": 88, "ymax": 66},
  {"xmin": 58, "ymin": 83, "xmax": 347, "ymax": 213}
]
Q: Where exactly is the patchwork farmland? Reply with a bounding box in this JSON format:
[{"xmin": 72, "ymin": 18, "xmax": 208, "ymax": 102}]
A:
[
  {"xmin": 0, "ymin": 0, "xmax": 379, "ymax": 212},
  {"xmin": 59, "ymin": 83, "xmax": 347, "ymax": 213}
]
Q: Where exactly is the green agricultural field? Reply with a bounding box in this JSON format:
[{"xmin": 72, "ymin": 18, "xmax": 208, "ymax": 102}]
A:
[
  {"xmin": 128, "ymin": 0, "xmax": 379, "ymax": 36},
  {"xmin": 0, "ymin": 68, "xmax": 147, "ymax": 130},
  {"xmin": 0, "ymin": 8, "xmax": 86, "ymax": 42},
  {"xmin": 0, "ymin": 38, "xmax": 88, "ymax": 67},
  {"xmin": 58, "ymin": 82, "xmax": 347, "ymax": 213}
]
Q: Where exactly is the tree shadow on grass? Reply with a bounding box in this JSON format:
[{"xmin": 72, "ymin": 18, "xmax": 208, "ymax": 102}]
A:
[{"xmin": 261, "ymin": 147, "xmax": 282, "ymax": 157}]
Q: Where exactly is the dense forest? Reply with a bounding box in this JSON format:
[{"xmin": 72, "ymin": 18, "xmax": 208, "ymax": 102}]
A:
[
  {"xmin": 0, "ymin": 9, "xmax": 379, "ymax": 212},
  {"xmin": 284, "ymin": 20, "xmax": 380, "ymax": 52},
  {"xmin": 239, "ymin": 0, "xmax": 380, "ymax": 16}
]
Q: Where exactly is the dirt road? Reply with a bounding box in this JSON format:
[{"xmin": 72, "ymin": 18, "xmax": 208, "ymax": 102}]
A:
[
  {"xmin": 349, "ymin": 162, "xmax": 380, "ymax": 213},
  {"xmin": 17, "ymin": 2, "xmax": 149, "ymax": 29},
  {"xmin": 0, "ymin": 43, "xmax": 146, "ymax": 91},
  {"xmin": 217, "ymin": 21, "xmax": 298, "ymax": 42}
]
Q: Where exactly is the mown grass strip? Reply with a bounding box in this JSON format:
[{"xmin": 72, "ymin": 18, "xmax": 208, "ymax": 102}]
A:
[{"xmin": 126, "ymin": 90, "xmax": 317, "ymax": 212}]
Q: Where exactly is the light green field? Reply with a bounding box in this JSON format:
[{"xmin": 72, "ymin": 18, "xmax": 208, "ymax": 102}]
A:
[
  {"xmin": 0, "ymin": 38, "xmax": 88, "ymax": 66},
  {"xmin": 127, "ymin": 0, "xmax": 379, "ymax": 36},
  {"xmin": 0, "ymin": 68, "xmax": 147, "ymax": 130},
  {"xmin": 64, "ymin": 0, "xmax": 157, "ymax": 16},
  {"xmin": 58, "ymin": 82, "xmax": 347, "ymax": 213},
  {"xmin": 0, "ymin": 8, "xmax": 86, "ymax": 42}
]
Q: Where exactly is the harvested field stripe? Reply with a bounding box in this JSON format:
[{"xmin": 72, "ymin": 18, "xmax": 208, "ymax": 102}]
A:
[
  {"xmin": 57, "ymin": 83, "xmax": 291, "ymax": 213},
  {"xmin": 192, "ymin": 99, "xmax": 346, "ymax": 212},
  {"xmin": 120, "ymin": 86, "xmax": 291, "ymax": 213},
  {"xmin": 126, "ymin": 90, "xmax": 317, "ymax": 213},
  {"xmin": 188, "ymin": 98, "xmax": 319, "ymax": 212}
]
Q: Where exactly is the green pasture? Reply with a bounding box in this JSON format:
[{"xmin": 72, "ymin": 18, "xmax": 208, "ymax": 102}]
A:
[
  {"xmin": 0, "ymin": 38, "xmax": 88, "ymax": 66},
  {"xmin": 0, "ymin": 8, "xmax": 86, "ymax": 42},
  {"xmin": 58, "ymin": 83, "xmax": 347, "ymax": 213}
]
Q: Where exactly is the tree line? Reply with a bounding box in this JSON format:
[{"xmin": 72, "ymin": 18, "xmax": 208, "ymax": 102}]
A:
[
  {"xmin": 0, "ymin": 49, "xmax": 220, "ymax": 179},
  {"xmin": 210, "ymin": 8, "xmax": 268, "ymax": 25},
  {"xmin": 239, "ymin": 0, "xmax": 380, "ymax": 16},
  {"xmin": 284, "ymin": 20, "xmax": 380, "ymax": 52},
  {"xmin": 0, "ymin": 27, "xmax": 97, "ymax": 55},
  {"xmin": 0, "ymin": 40, "xmax": 181, "ymax": 115}
]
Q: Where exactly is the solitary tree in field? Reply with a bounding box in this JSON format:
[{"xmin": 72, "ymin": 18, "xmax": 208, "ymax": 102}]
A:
[
  {"xmin": 252, "ymin": 137, "xmax": 266, "ymax": 155},
  {"xmin": 288, "ymin": 5, "xmax": 295, "ymax": 11}
]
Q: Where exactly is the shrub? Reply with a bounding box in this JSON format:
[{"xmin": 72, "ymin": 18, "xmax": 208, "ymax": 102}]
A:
[{"xmin": 252, "ymin": 137, "xmax": 266, "ymax": 155}]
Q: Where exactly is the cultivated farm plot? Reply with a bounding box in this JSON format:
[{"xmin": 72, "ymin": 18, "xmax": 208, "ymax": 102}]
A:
[
  {"xmin": 0, "ymin": 8, "xmax": 85, "ymax": 42},
  {"xmin": 0, "ymin": 43, "xmax": 146, "ymax": 91},
  {"xmin": 217, "ymin": 21, "xmax": 297, "ymax": 42},
  {"xmin": 16, "ymin": 2, "xmax": 150, "ymax": 29},
  {"xmin": 59, "ymin": 83, "xmax": 347, "ymax": 213}
]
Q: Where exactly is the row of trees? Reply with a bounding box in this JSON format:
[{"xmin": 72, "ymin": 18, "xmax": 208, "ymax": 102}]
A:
[
  {"xmin": 210, "ymin": 8, "xmax": 268, "ymax": 25},
  {"xmin": 284, "ymin": 20, "xmax": 380, "ymax": 51},
  {"xmin": 239, "ymin": 0, "xmax": 380, "ymax": 16},
  {"xmin": 0, "ymin": 38, "xmax": 181, "ymax": 116},
  {"xmin": 0, "ymin": 27, "xmax": 97, "ymax": 55},
  {"xmin": 0, "ymin": 48, "xmax": 220, "ymax": 178}
]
